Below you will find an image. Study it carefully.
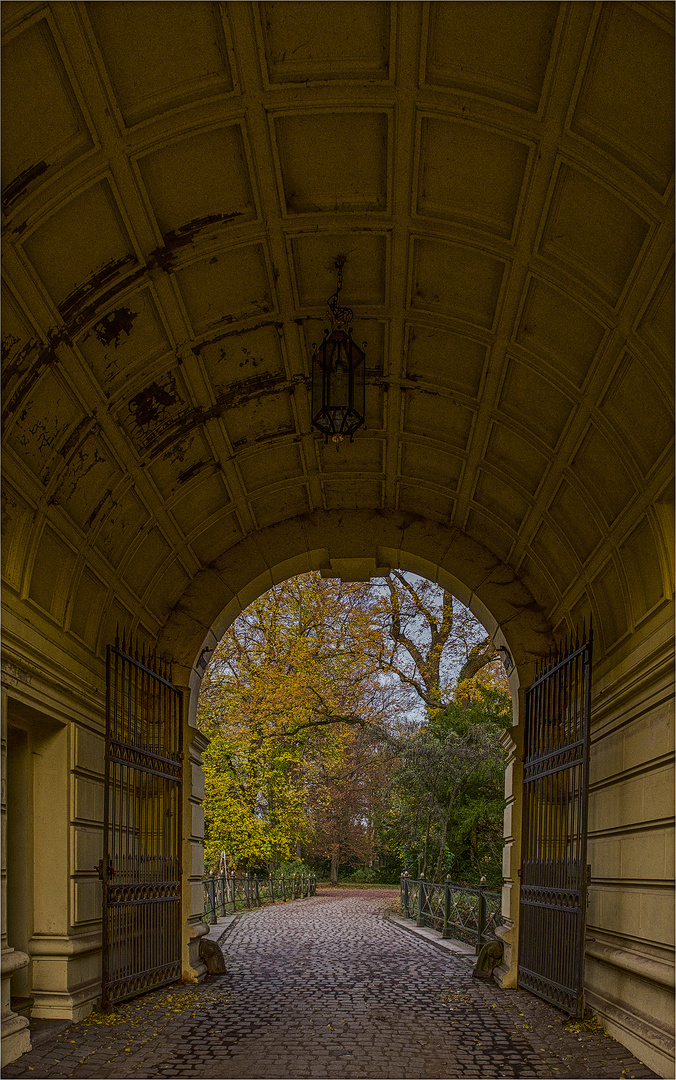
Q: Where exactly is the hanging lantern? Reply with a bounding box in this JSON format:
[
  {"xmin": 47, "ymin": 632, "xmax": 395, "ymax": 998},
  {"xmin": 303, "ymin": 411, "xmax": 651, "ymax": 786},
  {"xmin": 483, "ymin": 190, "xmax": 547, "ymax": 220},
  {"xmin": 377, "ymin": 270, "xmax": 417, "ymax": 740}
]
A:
[{"xmin": 311, "ymin": 257, "xmax": 366, "ymax": 446}]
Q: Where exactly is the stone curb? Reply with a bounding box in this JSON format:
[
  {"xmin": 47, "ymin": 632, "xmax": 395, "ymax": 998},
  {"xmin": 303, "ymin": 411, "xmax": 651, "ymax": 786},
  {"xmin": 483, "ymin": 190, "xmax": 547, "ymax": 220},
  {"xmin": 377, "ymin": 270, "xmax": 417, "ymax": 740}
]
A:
[{"xmin": 385, "ymin": 910, "xmax": 477, "ymax": 967}]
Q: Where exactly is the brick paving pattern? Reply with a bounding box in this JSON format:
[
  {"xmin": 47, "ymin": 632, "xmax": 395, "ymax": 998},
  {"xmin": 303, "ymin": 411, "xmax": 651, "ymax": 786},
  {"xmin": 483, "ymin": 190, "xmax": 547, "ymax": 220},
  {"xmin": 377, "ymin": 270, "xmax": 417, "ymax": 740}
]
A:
[{"xmin": 5, "ymin": 889, "xmax": 657, "ymax": 1080}]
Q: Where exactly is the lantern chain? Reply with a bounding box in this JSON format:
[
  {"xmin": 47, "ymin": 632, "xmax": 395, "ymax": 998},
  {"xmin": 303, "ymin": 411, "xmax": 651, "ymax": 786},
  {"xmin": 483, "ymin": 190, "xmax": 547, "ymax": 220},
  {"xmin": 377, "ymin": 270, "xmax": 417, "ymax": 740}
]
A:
[{"xmin": 327, "ymin": 256, "xmax": 353, "ymax": 329}]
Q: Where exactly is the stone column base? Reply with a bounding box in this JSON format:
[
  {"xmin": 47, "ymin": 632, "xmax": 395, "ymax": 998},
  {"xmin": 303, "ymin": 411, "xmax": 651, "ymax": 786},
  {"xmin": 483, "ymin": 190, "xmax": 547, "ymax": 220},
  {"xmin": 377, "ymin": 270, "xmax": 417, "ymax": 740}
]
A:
[
  {"xmin": 185, "ymin": 918, "xmax": 209, "ymax": 984},
  {"xmin": 1, "ymin": 948, "xmax": 31, "ymax": 1065},
  {"xmin": 1, "ymin": 1009, "xmax": 31, "ymax": 1065}
]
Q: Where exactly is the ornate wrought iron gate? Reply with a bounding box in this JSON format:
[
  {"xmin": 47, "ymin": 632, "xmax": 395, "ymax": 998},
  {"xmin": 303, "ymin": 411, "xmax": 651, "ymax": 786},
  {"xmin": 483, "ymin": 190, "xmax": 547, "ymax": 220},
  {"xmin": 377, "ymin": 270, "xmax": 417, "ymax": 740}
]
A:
[
  {"xmin": 101, "ymin": 636, "xmax": 183, "ymax": 1008},
  {"xmin": 518, "ymin": 628, "xmax": 593, "ymax": 1017}
]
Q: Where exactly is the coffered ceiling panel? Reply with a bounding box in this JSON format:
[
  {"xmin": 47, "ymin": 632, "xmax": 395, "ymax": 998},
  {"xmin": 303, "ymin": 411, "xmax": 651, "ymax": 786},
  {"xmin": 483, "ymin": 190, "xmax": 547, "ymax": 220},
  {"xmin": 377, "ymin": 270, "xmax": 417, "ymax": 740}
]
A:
[
  {"xmin": 620, "ymin": 517, "xmax": 665, "ymax": 622},
  {"xmin": 537, "ymin": 164, "xmax": 652, "ymax": 306},
  {"xmin": 170, "ymin": 471, "xmax": 231, "ymax": 536},
  {"xmin": 85, "ymin": 1, "xmax": 235, "ymax": 126},
  {"xmin": 147, "ymin": 430, "xmax": 219, "ymax": 501},
  {"xmin": 221, "ymin": 390, "xmax": 296, "ymax": 449},
  {"xmin": 570, "ymin": 423, "xmax": 637, "ymax": 528},
  {"xmin": 2, "ymin": 14, "xmax": 93, "ymax": 208},
  {"xmin": 21, "ymin": 179, "xmax": 137, "ymax": 314},
  {"xmin": 483, "ymin": 423, "xmax": 550, "ymax": 497},
  {"xmin": 257, "ymin": 1, "xmax": 392, "ymax": 85},
  {"xmin": 402, "ymin": 386, "xmax": 474, "ymax": 449},
  {"xmin": 92, "ymin": 487, "xmax": 151, "ymax": 569},
  {"xmin": 323, "ymin": 479, "xmax": 384, "ymax": 511},
  {"xmin": 409, "ymin": 237, "xmax": 506, "ymax": 329},
  {"xmin": 251, "ymin": 484, "xmax": 310, "ymax": 529},
  {"xmin": 28, "ymin": 523, "xmax": 77, "ymax": 619},
  {"xmin": 497, "ymin": 358, "xmax": 574, "ymax": 449},
  {"xmin": 4, "ymin": 367, "xmax": 86, "ymax": 485},
  {"xmin": 2, "ymin": 0, "xmax": 673, "ymax": 664},
  {"xmin": 199, "ymin": 324, "xmax": 287, "ymax": 393},
  {"xmin": 590, "ymin": 557, "xmax": 628, "ymax": 649},
  {"xmin": 51, "ymin": 431, "xmax": 121, "ymax": 531},
  {"xmin": 636, "ymin": 260, "xmax": 674, "ymax": 372},
  {"xmin": 599, "ymin": 351, "xmax": 674, "ymax": 476},
  {"xmin": 75, "ymin": 286, "xmax": 172, "ymax": 398},
  {"xmin": 472, "ymin": 469, "xmax": 532, "ymax": 534},
  {"xmin": 423, "ymin": 2, "xmax": 561, "ymax": 110},
  {"xmin": 548, "ymin": 478, "xmax": 604, "ymax": 566},
  {"xmin": 69, "ymin": 564, "xmax": 107, "ymax": 646},
  {"xmin": 120, "ymin": 369, "xmax": 193, "ymax": 458},
  {"xmin": 190, "ymin": 511, "xmax": 244, "ymax": 567},
  {"xmin": 416, "ymin": 116, "xmax": 531, "ymax": 238},
  {"xmin": 273, "ymin": 111, "xmax": 389, "ymax": 214},
  {"xmin": 463, "ymin": 509, "xmax": 514, "ymax": 564},
  {"xmin": 174, "ymin": 242, "xmax": 274, "ymax": 333},
  {"xmin": 318, "ymin": 438, "xmax": 383, "ymax": 476},
  {"xmin": 514, "ymin": 276, "xmax": 607, "ymax": 388},
  {"xmin": 238, "ymin": 443, "xmax": 304, "ymax": 495},
  {"xmin": 399, "ymin": 441, "xmax": 463, "ymax": 492},
  {"xmin": 290, "ymin": 232, "xmax": 387, "ymax": 308},
  {"xmin": 123, "ymin": 526, "xmax": 174, "ymax": 597},
  {"xmin": 136, "ymin": 125, "xmax": 256, "ymax": 237},
  {"xmin": 403, "ymin": 325, "xmax": 486, "ymax": 397},
  {"xmin": 145, "ymin": 556, "xmax": 192, "ymax": 623},
  {"xmin": 570, "ymin": 3, "xmax": 675, "ymax": 194},
  {"xmin": 398, "ymin": 482, "xmax": 455, "ymax": 527}
]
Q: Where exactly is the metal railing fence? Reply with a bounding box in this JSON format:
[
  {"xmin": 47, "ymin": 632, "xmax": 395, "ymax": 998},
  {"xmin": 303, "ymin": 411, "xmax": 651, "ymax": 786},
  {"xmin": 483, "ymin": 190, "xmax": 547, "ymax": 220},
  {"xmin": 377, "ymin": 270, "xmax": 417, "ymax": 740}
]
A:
[
  {"xmin": 203, "ymin": 871, "xmax": 317, "ymax": 922},
  {"xmin": 400, "ymin": 873, "xmax": 503, "ymax": 952}
]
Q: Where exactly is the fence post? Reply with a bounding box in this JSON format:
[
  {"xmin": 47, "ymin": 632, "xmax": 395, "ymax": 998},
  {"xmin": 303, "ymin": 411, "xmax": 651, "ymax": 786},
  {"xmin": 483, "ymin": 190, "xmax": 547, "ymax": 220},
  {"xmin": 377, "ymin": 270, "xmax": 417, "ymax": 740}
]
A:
[
  {"xmin": 281, "ymin": 875, "xmax": 286, "ymax": 902},
  {"xmin": 442, "ymin": 874, "xmax": 452, "ymax": 939},
  {"xmin": 230, "ymin": 874, "xmax": 235, "ymax": 913},
  {"xmin": 254, "ymin": 874, "xmax": 261, "ymax": 907},
  {"xmin": 477, "ymin": 882, "xmax": 487, "ymax": 952},
  {"xmin": 417, "ymin": 873, "xmax": 426, "ymax": 927},
  {"xmin": 401, "ymin": 872, "xmax": 409, "ymax": 918}
]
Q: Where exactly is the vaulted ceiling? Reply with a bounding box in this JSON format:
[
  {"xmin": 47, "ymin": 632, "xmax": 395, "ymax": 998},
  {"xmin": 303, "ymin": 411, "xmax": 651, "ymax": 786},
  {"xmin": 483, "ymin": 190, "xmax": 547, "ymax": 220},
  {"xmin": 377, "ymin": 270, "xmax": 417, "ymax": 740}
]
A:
[{"xmin": 2, "ymin": 2, "xmax": 674, "ymax": 680}]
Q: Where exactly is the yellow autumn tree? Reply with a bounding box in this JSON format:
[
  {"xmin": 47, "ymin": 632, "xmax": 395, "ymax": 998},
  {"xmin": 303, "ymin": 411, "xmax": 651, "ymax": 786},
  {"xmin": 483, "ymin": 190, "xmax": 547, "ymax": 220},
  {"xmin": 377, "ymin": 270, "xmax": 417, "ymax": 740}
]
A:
[{"xmin": 197, "ymin": 574, "xmax": 399, "ymax": 871}]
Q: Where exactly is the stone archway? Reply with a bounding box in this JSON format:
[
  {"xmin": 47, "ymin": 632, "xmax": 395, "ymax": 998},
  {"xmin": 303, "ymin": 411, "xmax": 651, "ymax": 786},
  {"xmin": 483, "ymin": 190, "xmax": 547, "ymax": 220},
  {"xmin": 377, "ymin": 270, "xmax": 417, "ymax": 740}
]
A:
[
  {"xmin": 2, "ymin": 2, "xmax": 673, "ymax": 1073},
  {"xmin": 171, "ymin": 511, "xmax": 547, "ymax": 998}
]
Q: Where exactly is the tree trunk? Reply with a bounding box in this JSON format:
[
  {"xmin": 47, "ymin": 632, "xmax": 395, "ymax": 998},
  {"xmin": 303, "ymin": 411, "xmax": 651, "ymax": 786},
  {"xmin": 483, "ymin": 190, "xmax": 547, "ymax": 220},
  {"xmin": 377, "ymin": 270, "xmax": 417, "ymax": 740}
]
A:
[
  {"xmin": 422, "ymin": 813, "xmax": 431, "ymax": 878},
  {"xmin": 330, "ymin": 845, "xmax": 340, "ymax": 884},
  {"xmin": 435, "ymin": 816, "xmax": 449, "ymax": 881}
]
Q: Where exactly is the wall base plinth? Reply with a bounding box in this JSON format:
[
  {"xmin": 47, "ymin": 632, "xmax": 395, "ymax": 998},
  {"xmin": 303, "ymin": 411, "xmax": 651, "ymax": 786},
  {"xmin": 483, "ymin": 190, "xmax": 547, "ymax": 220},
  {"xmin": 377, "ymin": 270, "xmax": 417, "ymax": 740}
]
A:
[
  {"xmin": 494, "ymin": 921, "xmax": 518, "ymax": 988},
  {"xmin": 184, "ymin": 918, "xmax": 209, "ymax": 984},
  {"xmin": 586, "ymin": 989, "xmax": 675, "ymax": 1080}
]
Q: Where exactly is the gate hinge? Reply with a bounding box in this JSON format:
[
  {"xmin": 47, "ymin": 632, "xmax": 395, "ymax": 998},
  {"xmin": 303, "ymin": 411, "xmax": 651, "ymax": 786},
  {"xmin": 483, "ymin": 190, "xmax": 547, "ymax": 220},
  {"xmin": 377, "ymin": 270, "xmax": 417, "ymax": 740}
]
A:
[{"xmin": 96, "ymin": 859, "xmax": 115, "ymax": 880}]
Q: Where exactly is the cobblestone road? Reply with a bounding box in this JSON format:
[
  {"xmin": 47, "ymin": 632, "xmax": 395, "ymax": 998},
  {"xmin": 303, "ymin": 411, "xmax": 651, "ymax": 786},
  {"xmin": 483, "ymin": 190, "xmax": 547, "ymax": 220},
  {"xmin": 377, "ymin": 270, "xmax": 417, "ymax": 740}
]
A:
[{"xmin": 5, "ymin": 889, "xmax": 657, "ymax": 1080}]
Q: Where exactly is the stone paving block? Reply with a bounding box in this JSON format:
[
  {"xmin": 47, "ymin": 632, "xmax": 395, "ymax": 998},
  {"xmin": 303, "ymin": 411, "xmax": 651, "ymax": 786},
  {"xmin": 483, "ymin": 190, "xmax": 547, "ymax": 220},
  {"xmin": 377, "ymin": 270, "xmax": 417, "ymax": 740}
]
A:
[{"xmin": 4, "ymin": 888, "xmax": 661, "ymax": 1079}]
